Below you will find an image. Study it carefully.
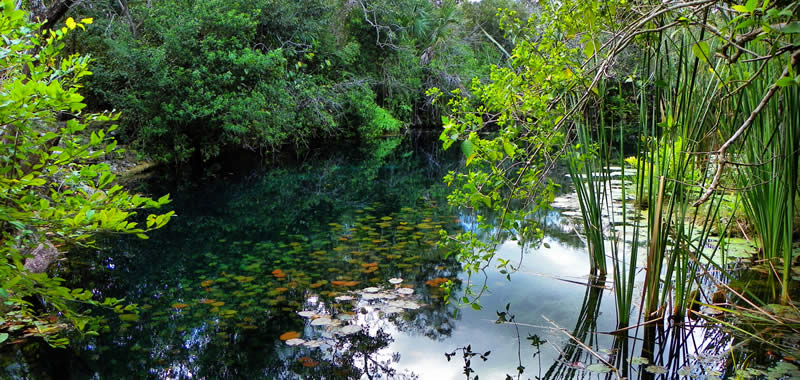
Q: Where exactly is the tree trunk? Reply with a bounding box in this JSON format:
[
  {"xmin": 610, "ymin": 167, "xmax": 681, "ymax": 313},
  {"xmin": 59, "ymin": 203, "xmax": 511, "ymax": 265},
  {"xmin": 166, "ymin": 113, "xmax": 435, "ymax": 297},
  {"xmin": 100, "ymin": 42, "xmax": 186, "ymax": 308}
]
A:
[{"xmin": 28, "ymin": 0, "xmax": 77, "ymax": 31}]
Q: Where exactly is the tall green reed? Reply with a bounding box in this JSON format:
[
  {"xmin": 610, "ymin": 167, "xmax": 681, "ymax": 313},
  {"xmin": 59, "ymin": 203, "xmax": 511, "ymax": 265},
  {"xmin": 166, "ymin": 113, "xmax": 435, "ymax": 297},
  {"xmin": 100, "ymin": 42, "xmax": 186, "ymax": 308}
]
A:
[{"xmin": 728, "ymin": 52, "xmax": 800, "ymax": 304}]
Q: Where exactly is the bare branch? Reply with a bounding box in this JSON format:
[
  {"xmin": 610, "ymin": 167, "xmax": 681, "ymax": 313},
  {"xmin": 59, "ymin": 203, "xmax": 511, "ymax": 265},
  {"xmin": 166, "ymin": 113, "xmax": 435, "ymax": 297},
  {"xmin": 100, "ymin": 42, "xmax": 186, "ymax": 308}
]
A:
[{"xmin": 693, "ymin": 48, "xmax": 800, "ymax": 206}]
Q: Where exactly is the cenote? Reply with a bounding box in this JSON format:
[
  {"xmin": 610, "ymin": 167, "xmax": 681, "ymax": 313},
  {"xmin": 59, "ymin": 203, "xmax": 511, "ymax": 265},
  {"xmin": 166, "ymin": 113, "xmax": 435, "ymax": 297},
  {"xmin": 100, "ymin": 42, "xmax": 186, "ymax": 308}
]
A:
[{"xmin": 4, "ymin": 135, "xmax": 797, "ymax": 380}]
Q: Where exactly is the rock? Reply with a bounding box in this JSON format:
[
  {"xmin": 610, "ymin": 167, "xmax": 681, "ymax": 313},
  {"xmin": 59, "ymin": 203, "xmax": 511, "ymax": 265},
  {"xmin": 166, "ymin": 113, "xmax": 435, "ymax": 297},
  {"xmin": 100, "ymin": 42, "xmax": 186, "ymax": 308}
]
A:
[{"xmin": 23, "ymin": 241, "xmax": 61, "ymax": 273}]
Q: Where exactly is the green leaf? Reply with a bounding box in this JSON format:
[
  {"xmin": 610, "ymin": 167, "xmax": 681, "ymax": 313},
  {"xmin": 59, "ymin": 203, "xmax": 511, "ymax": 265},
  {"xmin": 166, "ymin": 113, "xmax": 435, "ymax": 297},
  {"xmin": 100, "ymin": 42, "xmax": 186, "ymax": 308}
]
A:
[
  {"xmin": 732, "ymin": 5, "xmax": 750, "ymax": 13},
  {"xmin": 503, "ymin": 140, "xmax": 515, "ymax": 158},
  {"xmin": 776, "ymin": 77, "xmax": 796, "ymax": 87},
  {"xmin": 775, "ymin": 22, "xmax": 800, "ymax": 34},
  {"xmin": 0, "ymin": 333, "xmax": 8, "ymax": 343},
  {"xmin": 586, "ymin": 364, "xmax": 612, "ymax": 373},
  {"xmin": 645, "ymin": 365, "xmax": 668, "ymax": 374},
  {"xmin": 691, "ymin": 41, "xmax": 710, "ymax": 63},
  {"xmin": 630, "ymin": 356, "xmax": 649, "ymax": 365},
  {"xmin": 461, "ymin": 140, "xmax": 474, "ymax": 158}
]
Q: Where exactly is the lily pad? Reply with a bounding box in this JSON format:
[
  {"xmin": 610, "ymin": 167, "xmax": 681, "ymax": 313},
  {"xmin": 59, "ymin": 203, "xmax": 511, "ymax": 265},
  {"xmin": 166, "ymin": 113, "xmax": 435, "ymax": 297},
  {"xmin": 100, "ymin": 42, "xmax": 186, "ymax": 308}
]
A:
[
  {"xmin": 362, "ymin": 287, "xmax": 380, "ymax": 293},
  {"xmin": 388, "ymin": 278, "xmax": 403, "ymax": 285},
  {"xmin": 677, "ymin": 366, "xmax": 692, "ymax": 376},
  {"xmin": 645, "ymin": 365, "xmax": 668, "ymax": 374},
  {"xmin": 279, "ymin": 331, "xmax": 301, "ymax": 341},
  {"xmin": 586, "ymin": 363, "xmax": 612, "ymax": 373},
  {"xmin": 397, "ymin": 288, "xmax": 414, "ymax": 295},
  {"xmin": 311, "ymin": 317, "xmax": 333, "ymax": 326},
  {"xmin": 285, "ymin": 338, "xmax": 305, "ymax": 346},
  {"xmin": 297, "ymin": 311, "xmax": 316, "ymax": 318},
  {"xmin": 303, "ymin": 339, "xmax": 324, "ymax": 348},
  {"xmin": 389, "ymin": 300, "xmax": 420, "ymax": 310},
  {"xmin": 339, "ymin": 325, "xmax": 361, "ymax": 335},
  {"xmin": 630, "ymin": 356, "xmax": 649, "ymax": 366}
]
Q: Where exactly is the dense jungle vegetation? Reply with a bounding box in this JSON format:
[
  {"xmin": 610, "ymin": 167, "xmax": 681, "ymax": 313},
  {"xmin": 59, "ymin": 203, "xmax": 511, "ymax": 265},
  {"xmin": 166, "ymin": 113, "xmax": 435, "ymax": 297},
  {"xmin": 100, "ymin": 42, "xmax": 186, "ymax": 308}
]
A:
[{"xmin": 2, "ymin": 0, "xmax": 800, "ymax": 377}]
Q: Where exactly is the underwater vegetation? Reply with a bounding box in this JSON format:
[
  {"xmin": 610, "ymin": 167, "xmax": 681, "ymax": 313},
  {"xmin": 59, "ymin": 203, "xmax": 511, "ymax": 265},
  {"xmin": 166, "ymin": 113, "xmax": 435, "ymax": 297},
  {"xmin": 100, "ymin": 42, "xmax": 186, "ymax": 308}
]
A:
[{"xmin": 69, "ymin": 200, "xmax": 463, "ymax": 378}]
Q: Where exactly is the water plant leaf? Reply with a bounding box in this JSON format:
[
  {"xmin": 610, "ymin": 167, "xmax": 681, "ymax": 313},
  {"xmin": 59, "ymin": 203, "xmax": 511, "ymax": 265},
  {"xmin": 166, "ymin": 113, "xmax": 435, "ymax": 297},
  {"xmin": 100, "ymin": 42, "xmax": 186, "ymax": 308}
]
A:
[
  {"xmin": 586, "ymin": 363, "xmax": 612, "ymax": 373},
  {"xmin": 285, "ymin": 338, "xmax": 305, "ymax": 346},
  {"xmin": 298, "ymin": 356, "xmax": 319, "ymax": 367},
  {"xmin": 339, "ymin": 325, "xmax": 361, "ymax": 335},
  {"xmin": 310, "ymin": 317, "xmax": 332, "ymax": 326},
  {"xmin": 303, "ymin": 340, "xmax": 324, "ymax": 348},
  {"xmin": 279, "ymin": 331, "xmax": 301, "ymax": 341},
  {"xmin": 630, "ymin": 356, "xmax": 649, "ymax": 366},
  {"xmin": 645, "ymin": 365, "xmax": 668, "ymax": 374}
]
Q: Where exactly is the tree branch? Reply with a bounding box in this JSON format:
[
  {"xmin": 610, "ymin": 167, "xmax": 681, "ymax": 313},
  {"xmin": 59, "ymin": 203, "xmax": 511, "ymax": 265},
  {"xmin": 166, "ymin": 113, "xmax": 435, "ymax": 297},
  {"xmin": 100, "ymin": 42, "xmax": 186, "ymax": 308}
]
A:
[{"xmin": 693, "ymin": 48, "xmax": 800, "ymax": 206}]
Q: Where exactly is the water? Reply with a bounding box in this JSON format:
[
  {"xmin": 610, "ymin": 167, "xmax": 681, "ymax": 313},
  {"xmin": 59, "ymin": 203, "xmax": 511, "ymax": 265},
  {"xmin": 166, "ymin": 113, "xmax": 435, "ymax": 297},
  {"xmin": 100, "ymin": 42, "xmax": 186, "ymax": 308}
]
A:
[{"xmin": 7, "ymin": 138, "xmax": 787, "ymax": 379}]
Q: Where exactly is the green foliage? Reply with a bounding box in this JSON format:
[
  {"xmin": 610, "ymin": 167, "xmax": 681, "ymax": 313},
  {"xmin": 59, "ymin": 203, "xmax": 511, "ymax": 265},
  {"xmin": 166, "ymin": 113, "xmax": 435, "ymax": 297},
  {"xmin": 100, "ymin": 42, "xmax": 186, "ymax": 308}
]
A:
[
  {"xmin": 77, "ymin": 0, "xmax": 405, "ymax": 163},
  {"xmin": 0, "ymin": 3, "xmax": 172, "ymax": 347},
  {"xmin": 64, "ymin": 0, "xmax": 533, "ymax": 164},
  {"xmin": 436, "ymin": 0, "xmax": 800, "ymax": 334}
]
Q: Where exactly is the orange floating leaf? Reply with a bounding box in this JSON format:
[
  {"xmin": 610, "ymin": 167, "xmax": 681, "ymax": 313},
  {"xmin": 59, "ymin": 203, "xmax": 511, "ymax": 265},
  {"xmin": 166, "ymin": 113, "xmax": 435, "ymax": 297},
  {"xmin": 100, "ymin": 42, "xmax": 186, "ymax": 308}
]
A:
[
  {"xmin": 279, "ymin": 331, "xmax": 301, "ymax": 341},
  {"xmin": 298, "ymin": 356, "xmax": 319, "ymax": 367},
  {"xmin": 272, "ymin": 269, "xmax": 286, "ymax": 278},
  {"xmin": 425, "ymin": 277, "xmax": 449, "ymax": 287},
  {"xmin": 200, "ymin": 280, "xmax": 214, "ymax": 287},
  {"xmin": 171, "ymin": 303, "xmax": 189, "ymax": 309}
]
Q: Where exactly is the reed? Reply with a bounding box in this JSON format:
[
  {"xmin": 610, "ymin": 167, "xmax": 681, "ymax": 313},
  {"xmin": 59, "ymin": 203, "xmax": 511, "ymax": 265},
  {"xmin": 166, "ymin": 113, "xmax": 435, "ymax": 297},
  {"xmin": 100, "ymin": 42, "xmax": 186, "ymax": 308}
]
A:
[{"xmin": 728, "ymin": 51, "xmax": 800, "ymax": 304}]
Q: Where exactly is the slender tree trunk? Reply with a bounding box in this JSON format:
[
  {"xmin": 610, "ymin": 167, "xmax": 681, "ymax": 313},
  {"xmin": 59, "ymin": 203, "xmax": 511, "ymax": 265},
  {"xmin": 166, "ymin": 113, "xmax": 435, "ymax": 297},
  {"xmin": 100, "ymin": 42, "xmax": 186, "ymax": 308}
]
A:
[{"xmin": 28, "ymin": 0, "xmax": 77, "ymax": 31}]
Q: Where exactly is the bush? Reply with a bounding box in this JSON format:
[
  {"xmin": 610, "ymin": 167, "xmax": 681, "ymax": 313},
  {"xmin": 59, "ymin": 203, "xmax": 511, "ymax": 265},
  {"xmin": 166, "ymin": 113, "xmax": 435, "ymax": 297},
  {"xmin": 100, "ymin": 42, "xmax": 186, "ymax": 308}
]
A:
[{"xmin": 0, "ymin": 2, "xmax": 172, "ymax": 347}]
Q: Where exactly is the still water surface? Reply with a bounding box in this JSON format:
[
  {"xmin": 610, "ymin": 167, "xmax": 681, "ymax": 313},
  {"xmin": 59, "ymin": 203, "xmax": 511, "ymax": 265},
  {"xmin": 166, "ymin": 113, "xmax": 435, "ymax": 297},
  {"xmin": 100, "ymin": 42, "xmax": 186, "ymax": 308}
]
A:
[{"xmin": 11, "ymin": 141, "xmax": 736, "ymax": 379}]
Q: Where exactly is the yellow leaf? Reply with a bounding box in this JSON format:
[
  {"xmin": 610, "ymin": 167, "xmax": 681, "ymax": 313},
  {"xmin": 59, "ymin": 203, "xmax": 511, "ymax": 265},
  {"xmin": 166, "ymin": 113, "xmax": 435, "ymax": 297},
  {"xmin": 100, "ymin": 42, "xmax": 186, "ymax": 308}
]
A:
[
  {"xmin": 80, "ymin": 18, "xmax": 93, "ymax": 24},
  {"xmin": 66, "ymin": 17, "xmax": 76, "ymax": 30}
]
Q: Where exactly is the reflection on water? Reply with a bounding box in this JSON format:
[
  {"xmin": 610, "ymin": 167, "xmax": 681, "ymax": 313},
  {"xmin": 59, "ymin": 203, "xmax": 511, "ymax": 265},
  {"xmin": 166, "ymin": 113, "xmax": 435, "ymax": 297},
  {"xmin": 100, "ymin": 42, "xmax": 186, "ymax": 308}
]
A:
[{"xmin": 5, "ymin": 143, "xmax": 777, "ymax": 379}]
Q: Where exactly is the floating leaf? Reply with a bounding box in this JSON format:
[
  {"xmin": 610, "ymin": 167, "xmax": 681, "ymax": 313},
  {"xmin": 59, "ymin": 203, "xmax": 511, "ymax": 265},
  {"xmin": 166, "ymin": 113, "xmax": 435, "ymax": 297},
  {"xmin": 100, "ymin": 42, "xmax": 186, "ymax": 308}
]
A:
[
  {"xmin": 645, "ymin": 365, "xmax": 668, "ymax": 374},
  {"xmin": 303, "ymin": 340, "xmax": 324, "ymax": 348},
  {"xmin": 586, "ymin": 363, "xmax": 612, "ymax": 373},
  {"xmin": 279, "ymin": 331, "xmax": 301, "ymax": 341},
  {"xmin": 285, "ymin": 338, "xmax": 305, "ymax": 346},
  {"xmin": 630, "ymin": 357, "xmax": 649, "ymax": 366},
  {"xmin": 298, "ymin": 356, "xmax": 319, "ymax": 367},
  {"xmin": 311, "ymin": 317, "xmax": 332, "ymax": 326},
  {"xmin": 339, "ymin": 325, "xmax": 361, "ymax": 335},
  {"xmin": 119, "ymin": 314, "xmax": 140, "ymax": 322},
  {"xmin": 397, "ymin": 288, "xmax": 414, "ymax": 295},
  {"xmin": 388, "ymin": 278, "xmax": 403, "ymax": 285}
]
